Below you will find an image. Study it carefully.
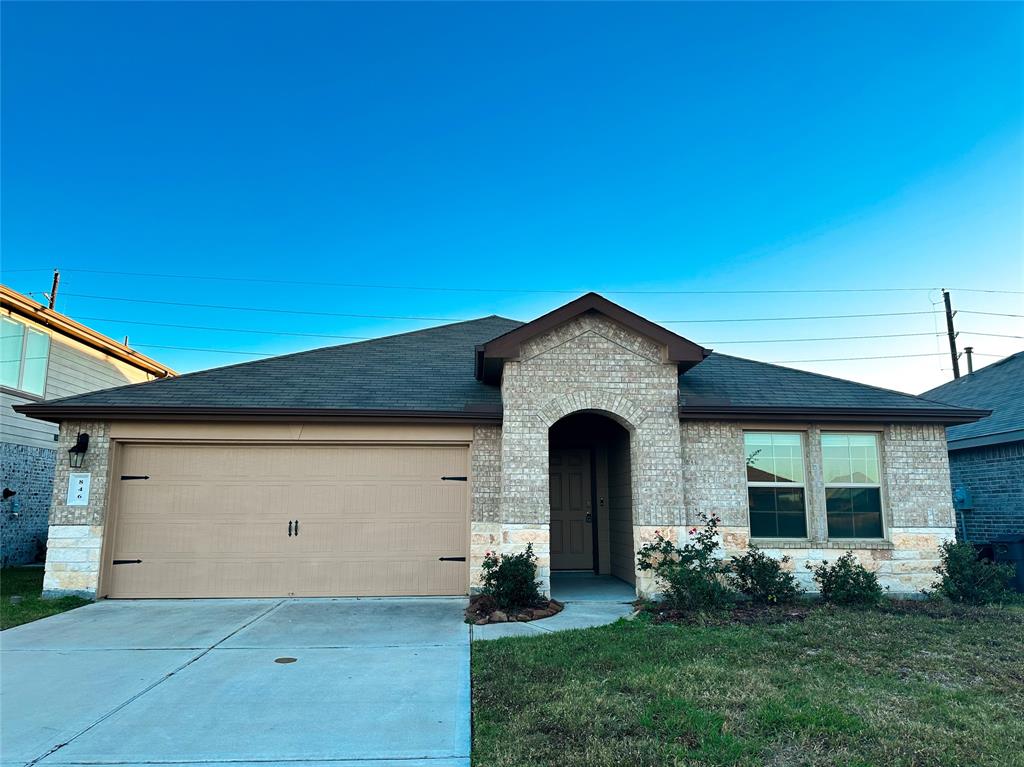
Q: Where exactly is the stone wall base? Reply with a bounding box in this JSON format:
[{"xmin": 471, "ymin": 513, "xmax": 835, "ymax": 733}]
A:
[
  {"xmin": 470, "ymin": 522, "xmax": 552, "ymax": 595},
  {"xmin": 718, "ymin": 526, "xmax": 956, "ymax": 595},
  {"xmin": 42, "ymin": 524, "xmax": 102, "ymax": 599}
]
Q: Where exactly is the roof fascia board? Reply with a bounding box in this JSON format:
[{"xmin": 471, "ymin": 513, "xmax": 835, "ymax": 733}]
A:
[
  {"xmin": 12, "ymin": 404, "xmax": 504, "ymax": 425},
  {"xmin": 947, "ymin": 428, "xmax": 1024, "ymax": 451},
  {"xmin": 679, "ymin": 405, "xmax": 990, "ymax": 425},
  {"xmin": 1, "ymin": 285, "xmax": 176, "ymax": 378},
  {"xmin": 16, "ymin": 402, "xmax": 987, "ymax": 427}
]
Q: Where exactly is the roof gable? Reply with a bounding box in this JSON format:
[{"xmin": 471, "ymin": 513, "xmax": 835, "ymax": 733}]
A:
[{"xmin": 475, "ymin": 292, "xmax": 709, "ymax": 383}]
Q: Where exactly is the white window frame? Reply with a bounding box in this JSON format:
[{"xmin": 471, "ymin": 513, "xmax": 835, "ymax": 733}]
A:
[
  {"xmin": 0, "ymin": 315, "xmax": 50, "ymax": 396},
  {"xmin": 821, "ymin": 431, "xmax": 886, "ymax": 540},
  {"xmin": 744, "ymin": 430, "xmax": 810, "ymax": 540}
]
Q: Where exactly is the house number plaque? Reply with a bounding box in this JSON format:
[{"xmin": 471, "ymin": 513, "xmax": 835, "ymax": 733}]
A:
[{"xmin": 67, "ymin": 473, "xmax": 91, "ymax": 506}]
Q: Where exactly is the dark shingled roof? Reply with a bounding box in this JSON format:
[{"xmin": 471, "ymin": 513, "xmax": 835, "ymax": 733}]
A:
[
  {"xmin": 921, "ymin": 351, "xmax": 1024, "ymax": 449},
  {"xmin": 26, "ymin": 316, "xmax": 522, "ymax": 415},
  {"xmin": 17, "ymin": 313, "xmax": 984, "ymax": 425},
  {"xmin": 679, "ymin": 353, "xmax": 969, "ymax": 411}
]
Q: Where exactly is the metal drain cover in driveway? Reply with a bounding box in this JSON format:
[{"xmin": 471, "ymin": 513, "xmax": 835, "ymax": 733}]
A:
[{"xmin": 274, "ymin": 657, "xmax": 297, "ymax": 664}]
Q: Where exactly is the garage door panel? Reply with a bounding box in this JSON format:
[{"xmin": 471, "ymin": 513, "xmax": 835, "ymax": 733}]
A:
[{"xmin": 107, "ymin": 444, "xmax": 468, "ymax": 598}]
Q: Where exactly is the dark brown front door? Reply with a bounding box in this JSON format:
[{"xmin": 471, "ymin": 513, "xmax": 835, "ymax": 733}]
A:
[{"xmin": 550, "ymin": 448, "xmax": 593, "ymax": 570}]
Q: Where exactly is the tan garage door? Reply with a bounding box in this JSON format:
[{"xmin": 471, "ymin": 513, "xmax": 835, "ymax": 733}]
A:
[{"xmin": 104, "ymin": 443, "xmax": 469, "ymax": 598}]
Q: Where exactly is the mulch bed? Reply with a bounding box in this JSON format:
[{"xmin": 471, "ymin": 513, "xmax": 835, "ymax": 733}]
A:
[
  {"xmin": 465, "ymin": 594, "xmax": 565, "ymax": 625},
  {"xmin": 643, "ymin": 601, "xmax": 814, "ymax": 626}
]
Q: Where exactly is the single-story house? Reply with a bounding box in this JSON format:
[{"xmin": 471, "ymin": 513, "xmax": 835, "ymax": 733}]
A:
[
  {"xmin": 921, "ymin": 351, "xmax": 1023, "ymax": 545},
  {"xmin": 16, "ymin": 293, "xmax": 987, "ymax": 600},
  {"xmin": 1, "ymin": 284, "xmax": 174, "ymax": 566}
]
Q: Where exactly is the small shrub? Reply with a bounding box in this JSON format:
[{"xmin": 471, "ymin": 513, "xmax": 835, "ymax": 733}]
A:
[
  {"xmin": 729, "ymin": 546, "xmax": 803, "ymax": 605},
  {"xmin": 807, "ymin": 552, "xmax": 884, "ymax": 606},
  {"xmin": 636, "ymin": 512, "xmax": 734, "ymax": 612},
  {"xmin": 480, "ymin": 544, "xmax": 544, "ymax": 611},
  {"xmin": 931, "ymin": 541, "xmax": 1015, "ymax": 605}
]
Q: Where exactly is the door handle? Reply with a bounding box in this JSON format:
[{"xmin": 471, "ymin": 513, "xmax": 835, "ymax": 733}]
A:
[
  {"xmin": 585, "ymin": 512, "xmax": 593, "ymax": 523},
  {"xmin": 288, "ymin": 520, "xmax": 293, "ymax": 537}
]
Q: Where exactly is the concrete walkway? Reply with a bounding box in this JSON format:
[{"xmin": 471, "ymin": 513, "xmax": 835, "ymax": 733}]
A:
[
  {"xmin": 472, "ymin": 572, "xmax": 636, "ymax": 641},
  {"xmin": 1, "ymin": 598, "xmax": 470, "ymax": 767}
]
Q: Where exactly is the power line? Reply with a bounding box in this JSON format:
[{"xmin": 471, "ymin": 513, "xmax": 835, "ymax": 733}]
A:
[
  {"xmin": 56, "ymin": 292, "xmax": 945, "ymax": 324},
  {"xmin": 960, "ymin": 310, "xmax": 1024, "ymax": 318},
  {"xmin": 709, "ymin": 331, "xmax": 942, "ymax": 344},
  {"xmin": 5, "ymin": 266, "xmax": 1024, "ymax": 295},
  {"xmin": 77, "ymin": 314, "xmax": 948, "ymax": 344},
  {"xmin": 58, "ymin": 293, "xmax": 464, "ymax": 322},
  {"xmin": 132, "ymin": 343, "xmax": 270, "ymax": 356},
  {"xmin": 71, "ymin": 314, "xmax": 1024, "ymax": 346},
  {"xmin": 770, "ymin": 352, "xmax": 1005, "ymax": 364},
  {"xmin": 124, "ymin": 344, "xmax": 1011, "ymax": 365},
  {"xmin": 73, "ymin": 316, "xmax": 373, "ymax": 341},
  {"xmin": 960, "ymin": 331, "xmax": 1024, "ymax": 339}
]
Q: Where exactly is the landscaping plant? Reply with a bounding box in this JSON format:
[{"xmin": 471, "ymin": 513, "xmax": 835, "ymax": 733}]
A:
[
  {"xmin": 636, "ymin": 512, "xmax": 734, "ymax": 612},
  {"xmin": 479, "ymin": 543, "xmax": 545, "ymax": 612},
  {"xmin": 930, "ymin": 540, "xmax": 1016, "ymax": 605},
  {"xmin": 807, "ymin": 552, "xmax": 884, "ymax": 606},
  {"xmin": 729, "ymin": 546, "xmax": 803, "ymax": 605}
]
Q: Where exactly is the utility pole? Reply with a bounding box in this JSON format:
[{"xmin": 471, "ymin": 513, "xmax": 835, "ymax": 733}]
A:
[
  {"xmin": 964, "ymin": 346, "xmax": 974, "ymax": 375},
  {"xmin": 48, "ymin": 269, "xmax": 60, "ymax": 310},
  {"xmin": 942, "ymin": 289, "xmax": 960, "ymax": 379}
]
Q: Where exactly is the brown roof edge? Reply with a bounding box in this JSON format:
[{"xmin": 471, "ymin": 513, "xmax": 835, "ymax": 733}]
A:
[
  {"xmin": 11, "ymin": 404, "xmax": 504, "ymax": 425},
  {"xmin": 679, "ymin": 405, "xmax": 991, "ymax": 425},
  {"xmin": 14, "ymin": 402, "xmax": 988, "ymax": 427},
  {"xmin": 477, "ymin": 292, "xmax": 710, "ymax": 383},
  {"xmin": 1, "ymin": 284, "xmax": 176, "ymax": 378}
]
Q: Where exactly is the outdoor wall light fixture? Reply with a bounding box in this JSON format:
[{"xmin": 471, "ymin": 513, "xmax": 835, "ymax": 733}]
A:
[{"xmin": 68, "ymin": 433, "xmax": 90, "ymax": 469}]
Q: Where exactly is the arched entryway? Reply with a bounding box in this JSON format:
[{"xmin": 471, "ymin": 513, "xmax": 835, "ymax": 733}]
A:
[{"xmin": 548, "ymin": 412, "xmax": 637, "ymax": 599}]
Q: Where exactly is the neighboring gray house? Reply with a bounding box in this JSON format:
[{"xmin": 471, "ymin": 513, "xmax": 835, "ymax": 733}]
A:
[
  {"xmin": 17, "ymin": 293, "xmax": 985, "ymax": 600},
  {"xmin": 1, "ymin": 284, "xmax": 174, "ymax": 565},
  {"xmin": 922, "ymin": 352, "xmax": 1024, "ymax": 545}
]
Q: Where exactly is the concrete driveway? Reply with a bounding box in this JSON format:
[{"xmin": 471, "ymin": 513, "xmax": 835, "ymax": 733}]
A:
[{"xmin": 1, "ymin": 598, "xmax": 470, "ymax": 767}]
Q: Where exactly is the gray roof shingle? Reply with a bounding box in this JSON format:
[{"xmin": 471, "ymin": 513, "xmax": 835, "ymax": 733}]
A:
[
  {"xmin": 30, "ymin": 316, "xmax": 522, "ymax": 413},
  {"xmin": 680, "ymin": 353, "xmax": 968, "ymax": 411},
  {"xmin": 921, "ymin": 351, "xmax": 1024, "ymax": 449},
  {"xmin": 18, "ymin": 314, "xmax": 984, "ymax": 424}
]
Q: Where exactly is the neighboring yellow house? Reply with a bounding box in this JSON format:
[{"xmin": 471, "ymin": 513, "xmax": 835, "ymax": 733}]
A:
[{"xmin": 1, "ymin": 284, "xmax": 175, "ymax": 565}]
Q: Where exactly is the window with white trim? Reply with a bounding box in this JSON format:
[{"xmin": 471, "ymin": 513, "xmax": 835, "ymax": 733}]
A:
[
  {"xmin": 822, "ymin": 433, "xmax": 884, "ymax": 539},
  {"xmin": 1, "ymin": 316, "xmax": 50, "ymax": 396},
  {"xmin": 744, "ymin": 432, "xmax": 808, "ymax": 538}
]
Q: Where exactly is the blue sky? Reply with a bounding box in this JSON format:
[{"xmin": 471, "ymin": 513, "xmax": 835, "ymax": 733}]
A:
[{"xmin": 2, "ymin": 2, "xmax": 1021, "ymax": 393}]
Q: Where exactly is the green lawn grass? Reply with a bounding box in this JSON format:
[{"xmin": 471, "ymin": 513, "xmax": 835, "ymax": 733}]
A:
[
  {"xmin": 472, "ymin": 604, "xmax": 1024, "ymax": 767},
  {"xmin": 1, "ymin": 566, "xmax": 90, "ymax": 630}
]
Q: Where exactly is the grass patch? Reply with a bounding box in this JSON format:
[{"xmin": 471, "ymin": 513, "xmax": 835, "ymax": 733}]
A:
[
  {"xmin": 1, "ymin": 566, "xmax": 90, "ymax": 630},
  {"xmin": 472, "ymin": 604, "xmax": 1024, "ymax": 766}
]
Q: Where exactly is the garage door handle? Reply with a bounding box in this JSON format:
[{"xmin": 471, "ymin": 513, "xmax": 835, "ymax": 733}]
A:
[
  {"xmin": 441, "ymin": 476, "xmax": 467, "ymax": 482},
  {"xmin": 439, "ymin": 556, "xmax": 466, "ymax": 562}
]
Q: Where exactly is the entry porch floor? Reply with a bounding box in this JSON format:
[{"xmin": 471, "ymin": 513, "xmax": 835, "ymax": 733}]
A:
[{"xmin": 472, "ymin": 572, "xmax": 636, "ymax": 641}]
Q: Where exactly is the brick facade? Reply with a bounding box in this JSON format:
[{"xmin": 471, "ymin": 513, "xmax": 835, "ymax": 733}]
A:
[
  {"xmin": 948, "ymin": 441, "xmax": 1024, "ymax": 544},
  {"xmin": 0, "ymin": 442, "xmax": 56, "ymax": 566},
  {"xmin": 39, "ymin": 318, "xmax": 961, "ymax": 600},
  {"xmin": 42, "ymin": 420, "xmax": 111, "ymax": 597},
  {"xmin": 679, "ymin": 420, "xmax": 955, "ymax": 594},
  {"xmin": 493, "ymin": 313, "xmax": 685, "ymax": 595}
]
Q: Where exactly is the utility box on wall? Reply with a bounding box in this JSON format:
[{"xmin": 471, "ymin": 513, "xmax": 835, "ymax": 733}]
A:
[{"xmin": 953, "ymin": 484, "xmax": 973, "ymax": 511}]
